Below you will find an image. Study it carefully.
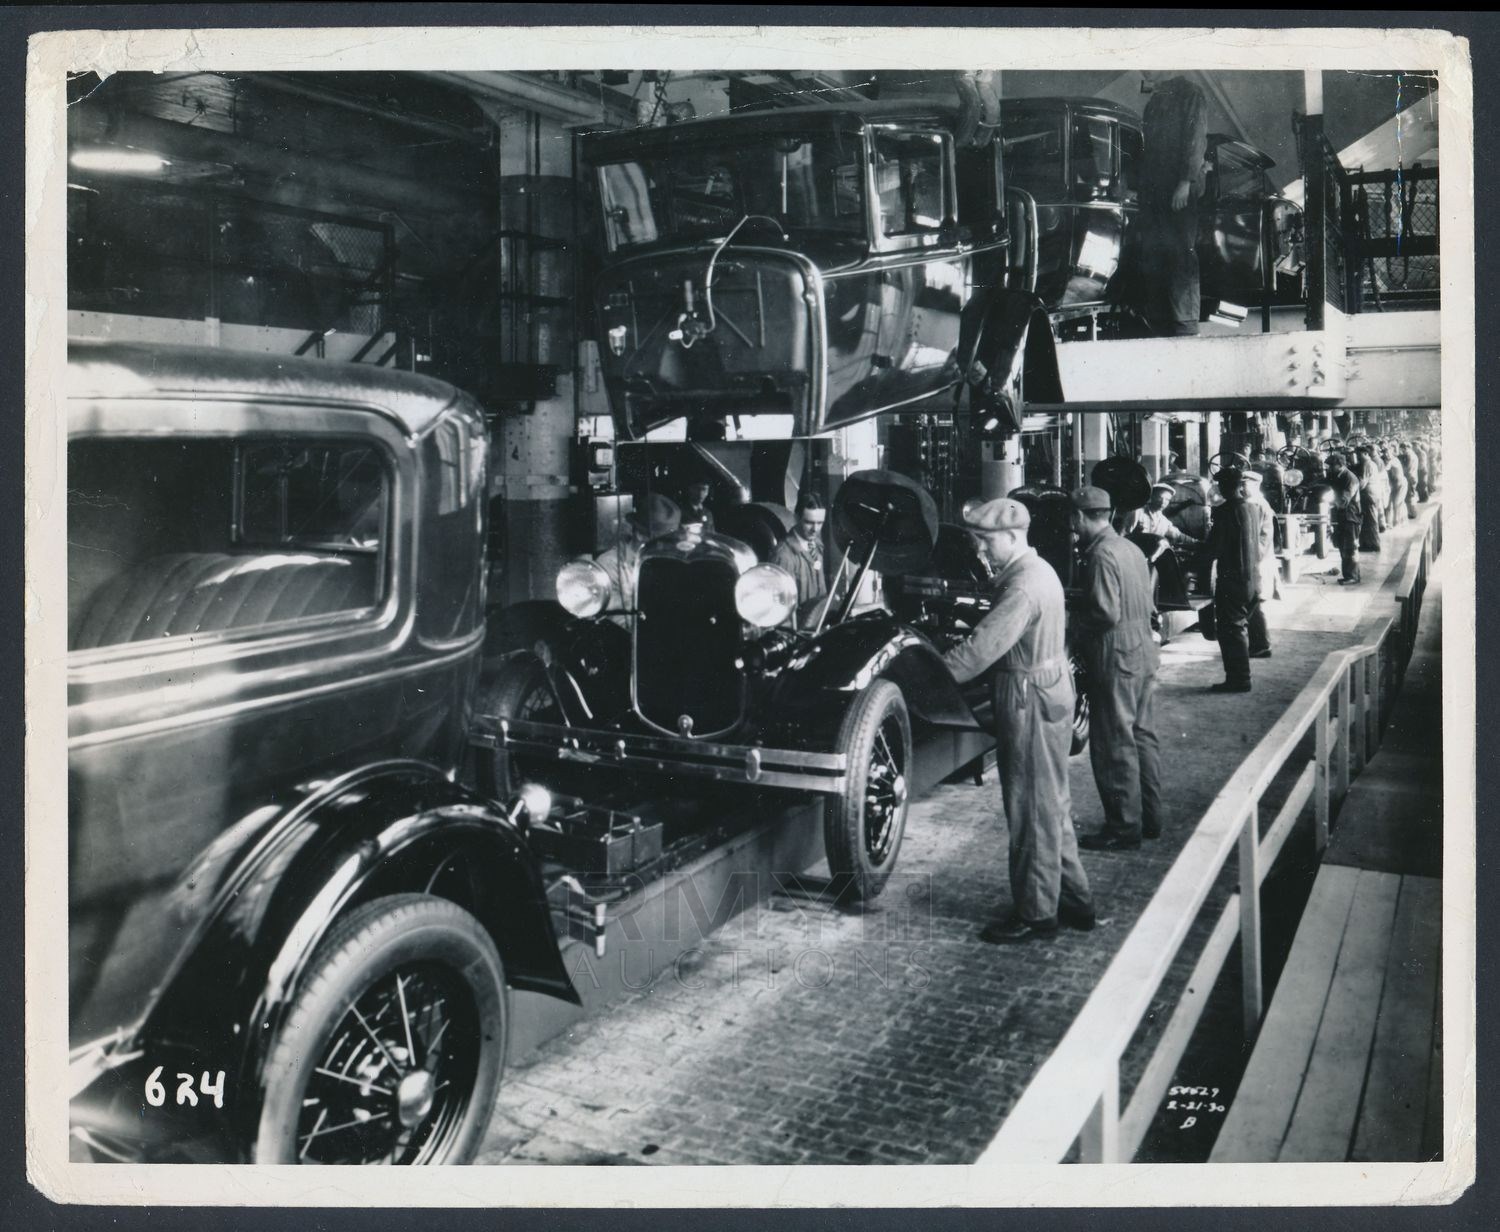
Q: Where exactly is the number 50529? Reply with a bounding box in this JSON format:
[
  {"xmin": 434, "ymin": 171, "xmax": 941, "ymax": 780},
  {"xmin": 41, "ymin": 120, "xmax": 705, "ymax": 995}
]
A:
[{"xmin": 144, "ymin": 1066, "xmax": 225, "ymax": 1109}]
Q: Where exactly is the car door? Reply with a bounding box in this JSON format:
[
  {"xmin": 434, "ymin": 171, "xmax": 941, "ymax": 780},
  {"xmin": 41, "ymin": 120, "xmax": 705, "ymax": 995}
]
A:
[{"xmin": 66, "ymin": 398, "xmax": 434, "ymax": 1045}]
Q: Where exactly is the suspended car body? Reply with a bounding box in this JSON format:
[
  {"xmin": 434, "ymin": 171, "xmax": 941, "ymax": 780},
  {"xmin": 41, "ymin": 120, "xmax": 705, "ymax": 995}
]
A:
[{"xmin": 581, "ymin": 101, "xmax": 1063, "ymax": 441}]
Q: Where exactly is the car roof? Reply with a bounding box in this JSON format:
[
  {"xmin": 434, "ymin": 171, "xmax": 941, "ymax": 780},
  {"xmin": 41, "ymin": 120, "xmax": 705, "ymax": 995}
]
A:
[
  {"xmin": 67, "ymin": 340, "xmax": 475, "ymax": 438},
  {"xmin": 581, "ymin": 98, "xmax": 964, "ymax": 160}
]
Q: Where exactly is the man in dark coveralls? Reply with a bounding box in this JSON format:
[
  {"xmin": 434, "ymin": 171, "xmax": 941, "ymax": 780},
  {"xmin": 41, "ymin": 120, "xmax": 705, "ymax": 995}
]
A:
[
  {"xmin": 1070, "ymin": 486, "xmax": 1164, "ymax": 851},
  {"xmin": 1325, "ymin": 451, "xmax": 1364, "ymax": 585},
  {"xmin": 1207, "ymin": 467, "xmax": 1270, "ymax": 692},
  {"xmin": 1135, "ymin": 73, "xmax": 1210, "ymax": 336},
  {"xmin": 942, "ymin": 497, "xmax": 1095, "ymax": 944}
]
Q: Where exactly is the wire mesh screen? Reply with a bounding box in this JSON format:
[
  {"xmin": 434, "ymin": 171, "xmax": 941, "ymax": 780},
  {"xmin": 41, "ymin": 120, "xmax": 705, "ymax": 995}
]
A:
[
  {"xmin": 1352, "ymin": 170, "xmax": 1439, "ymax": 307},
  {"xmin": 210, "ymin": 199, "xmax": 393, "ymax": 335}
]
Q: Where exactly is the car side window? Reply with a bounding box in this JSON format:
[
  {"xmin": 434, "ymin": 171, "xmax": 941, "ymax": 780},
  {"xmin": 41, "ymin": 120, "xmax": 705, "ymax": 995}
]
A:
[
  {"xmin": 873, "ymin": 130, "xmax": 948, "ymax": 239},
  {"xmin": 1001, "ymin": 113, "xmax": 1065, "ymax": 198},
  {"xmin": 1118, "ymin": 126, "xmax": 1142, "ymax": 205},
  {"xmin": 68, "ymin": 434, "xmax": 388, "ymax": 654},
  {"xmin": 1070, "ymin": 115, "xmax": 1115, "ymax": 200}
]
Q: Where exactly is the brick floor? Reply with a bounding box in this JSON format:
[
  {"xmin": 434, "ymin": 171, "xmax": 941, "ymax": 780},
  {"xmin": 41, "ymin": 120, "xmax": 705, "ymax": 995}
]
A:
[{"xmin": 475, "ymin": 516, "xmax": 1436, "ymax": 1166}]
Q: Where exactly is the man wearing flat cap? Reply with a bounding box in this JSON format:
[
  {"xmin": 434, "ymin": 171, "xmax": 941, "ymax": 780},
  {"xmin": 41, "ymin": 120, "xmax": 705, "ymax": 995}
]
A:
[
  {"xmin": 1071, "ymin": 486, "xmax": 1164, "ymax": 852},
  {"xmin": 942, "ymin": 497, "xmax": 1095, "ymax": 943},
  {"xmin": 596, "ymin": 492, "xmax": 681, "ymax": 623},
  {"xmin": 1125, "ymin": 482, "xmax": 1200, "ymax": 552},
  {"xmin": 1241, "ymin": 470, "xmax": 1280, "ymax": 615},
  {"xmin": 1206, "ymin": 468, "xmax": 1268, "ymax": 691},
  {"xmin": 1325, "ymin": 451, "xmax": 1363, "ymax": 585}
]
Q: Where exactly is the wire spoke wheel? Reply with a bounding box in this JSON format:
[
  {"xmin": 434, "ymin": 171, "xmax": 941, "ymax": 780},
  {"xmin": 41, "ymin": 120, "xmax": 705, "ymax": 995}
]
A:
[
  {"xmin": 480, "ymin": 656, "xmax": 562, "ymax": 796},
  {"xmin": 256, "ymin": 894, "xmax": 506, "ymax": 1167},
  {"xmin": 295, "ymin": 965, "xmax": 479, "ymax": 1165},
  {"xmin": 863, "ymin": 718, "xmax": 908, "ymax": 865},
  {"xmin": 824, "ymin": 680, "xmax": 912, "ymax": 903}
]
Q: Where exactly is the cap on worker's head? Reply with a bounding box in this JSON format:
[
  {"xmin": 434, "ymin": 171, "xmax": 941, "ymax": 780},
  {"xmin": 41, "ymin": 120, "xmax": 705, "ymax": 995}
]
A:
[
  {"xmin": 1241, "ymin": 470, "xmax": 1264, "ymax": 489},
  {"xmin": 1327, "ymin": 450, "xmax": 1346, "ymax": 467},
  {"xmin": 1070, "ymin": 485, "xmax": 1112, "ymax": 514},
  {"xmin": 631, "ymin": 492, "xmax": 682, "ymax": 538},
  {"xmin": 1150, "ymin": 481, "xmax": 1176, "ymax": 497},
  {"xmin": 962, "ymin": 497, "xmax": 1031, "ymax": 533},
  {"xmin": 1217, "ymin": 466, "xmax": 1244, "ymax": 490}
]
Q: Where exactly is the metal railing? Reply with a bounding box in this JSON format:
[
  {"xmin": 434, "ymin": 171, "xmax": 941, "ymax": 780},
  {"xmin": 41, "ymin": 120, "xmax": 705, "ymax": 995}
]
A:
[{"xmin": 978, "ymin": 503, "xmax": 1441, "ymax": 1165}]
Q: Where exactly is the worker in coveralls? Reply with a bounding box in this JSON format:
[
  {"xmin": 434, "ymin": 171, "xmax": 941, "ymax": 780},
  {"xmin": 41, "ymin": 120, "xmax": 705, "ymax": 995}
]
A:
[
  {"xmin": 941, "ymin": 497, "xmax": 1095, "ymax": 944},
  {"xmin": 1207, "ymin": 467, "xmax": 1270, "ymax": 691},
  {"xmin": 1134, "ymin": 74, "xmax": 1209, "ymax": 336},
  {"xmin": 1071, "ymin": 486, "xmax": 1165, "ymax": 852},
  {"xmin": 1325, "ymin": 451, "xmax": 1364, "ymax": 585}
]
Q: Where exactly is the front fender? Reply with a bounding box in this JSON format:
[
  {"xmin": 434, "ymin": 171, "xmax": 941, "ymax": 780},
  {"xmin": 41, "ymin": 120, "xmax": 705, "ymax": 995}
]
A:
[
  {"xmin": 485, "ymin": 603, "xmax": 630, "ymax": 726},
  {"xmin": 769, "ymin": 613, "xmax": 982, "ymax": 738},
  {"xmin": 960, "ymin": 290, "xmax": 1064, "ymax": 410},
  {"xmin": 103, "ymin": 760, "xmax": 573, "ymax": 1155}
]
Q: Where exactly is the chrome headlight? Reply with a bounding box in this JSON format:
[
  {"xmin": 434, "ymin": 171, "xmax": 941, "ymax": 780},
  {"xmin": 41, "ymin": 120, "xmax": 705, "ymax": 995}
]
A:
[
  {"xmin": 734, "ymin": 563, "xmax": 797, "ymax": 629},
  {"xmin": 517, "ymin": 782, "xmax": 553, "ymax": 821},
  {"xmin": 557, "ymin": 559, "xmax": 611, "ymax": 618}
]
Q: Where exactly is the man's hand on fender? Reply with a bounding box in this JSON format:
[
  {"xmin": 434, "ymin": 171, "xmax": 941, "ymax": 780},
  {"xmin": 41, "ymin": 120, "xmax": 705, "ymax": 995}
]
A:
[{"xmin": 1171, "ymin": 180, "xmax": 1192, "ymax": 211}]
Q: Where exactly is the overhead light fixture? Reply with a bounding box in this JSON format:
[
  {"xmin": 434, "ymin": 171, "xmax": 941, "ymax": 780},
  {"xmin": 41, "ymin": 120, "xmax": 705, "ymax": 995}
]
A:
[{"xmin": 69, "ymin": 148, "xmax": 169, "ymax": 175}]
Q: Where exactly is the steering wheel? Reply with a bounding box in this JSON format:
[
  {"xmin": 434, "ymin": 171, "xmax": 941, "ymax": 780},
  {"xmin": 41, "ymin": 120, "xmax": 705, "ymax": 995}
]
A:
[{"xmin": 1206, "ymin": 450, "xmax": 1249, "ymax": 481}]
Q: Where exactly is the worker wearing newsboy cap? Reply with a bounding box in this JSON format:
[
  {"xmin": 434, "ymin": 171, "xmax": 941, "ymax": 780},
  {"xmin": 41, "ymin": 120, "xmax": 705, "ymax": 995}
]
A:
[
  {"xmin": 942, "ymin": 496, "xmax": 1095, "ymax": 943},
  {"xmin": 1070, "ymin": 486, "xmax": 1165, "ymax": 852},
  {"xmin": 595, "ymin": 492, "xmax": 681, "ymax": 625}
]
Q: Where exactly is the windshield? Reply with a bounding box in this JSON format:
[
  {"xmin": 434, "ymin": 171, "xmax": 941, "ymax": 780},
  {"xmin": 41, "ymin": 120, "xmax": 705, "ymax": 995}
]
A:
[{"xmin": 596, "ymin": 130, "xmax": 866, "ymax": 252}]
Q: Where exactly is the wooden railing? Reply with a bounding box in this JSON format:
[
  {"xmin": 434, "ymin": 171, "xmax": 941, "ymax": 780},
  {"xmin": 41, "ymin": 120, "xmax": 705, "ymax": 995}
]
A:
[{"xmin": 978, "ymin": 504, "xmax": 1441, "ymax": 1165}]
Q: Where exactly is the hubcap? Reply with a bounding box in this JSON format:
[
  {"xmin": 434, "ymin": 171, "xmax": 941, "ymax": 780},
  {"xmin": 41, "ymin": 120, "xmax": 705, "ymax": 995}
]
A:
[
  {"xmin": 397, "ymin": 1069, "xmax": 436, "ymax": 1128},
  {"xmin": 293, "ymin": 964, "xmax": 479, "ymax": 1165},
  {"xmin": 864, "ymin": 719, "xmax": 907, "ymax": 863}
]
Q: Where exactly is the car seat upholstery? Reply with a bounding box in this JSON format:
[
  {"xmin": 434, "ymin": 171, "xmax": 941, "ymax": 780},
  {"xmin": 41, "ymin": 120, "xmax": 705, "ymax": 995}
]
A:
[{"xmin": 70, "ymin": 552, "xmax": 376, "ymax": 651}]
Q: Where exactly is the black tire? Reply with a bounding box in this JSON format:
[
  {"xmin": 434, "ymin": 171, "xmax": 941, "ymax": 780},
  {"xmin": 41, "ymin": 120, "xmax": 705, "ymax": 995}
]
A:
[
  {"xmin": 479, "ymin": 656, "xmax": 560, "ymax": 797},
  {"xmin": 823, "ymin": 680, "xmax": 912, "ymax": 903},
  {"xmin": 1070, "ymin": 655, "xmax": 1090, "ymax": 757},
  {"xmin": 255, "ymin": 893, "xmax": 506, "ymax": 1166}
]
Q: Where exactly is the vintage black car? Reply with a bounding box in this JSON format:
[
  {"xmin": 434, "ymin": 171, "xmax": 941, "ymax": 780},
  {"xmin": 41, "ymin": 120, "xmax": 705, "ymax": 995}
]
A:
[
  {"xmin": 64, "ymin": 343, "xmax": 625, "ymax": 1166},
  {"xmin": 581, "ymin": 100, "xmax": 1062, "ymax": 442},
  {"xmin": 999, "ymin": 97, "xmax": 1304, "ymax": 334},
  {"xmin": 482, "ymin": 469, "xmax": 1089, "ymax": 906}
]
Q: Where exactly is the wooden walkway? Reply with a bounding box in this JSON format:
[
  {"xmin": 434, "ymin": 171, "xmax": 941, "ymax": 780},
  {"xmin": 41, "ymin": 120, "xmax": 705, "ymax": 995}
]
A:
[{"xmin": 1211, "ymin": 566, "xmax": 1443, "ymax": 1163}]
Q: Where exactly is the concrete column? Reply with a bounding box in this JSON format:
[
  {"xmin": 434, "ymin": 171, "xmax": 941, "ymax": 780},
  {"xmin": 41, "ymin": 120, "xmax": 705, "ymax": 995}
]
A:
[
  {"xmin": 1304, "ymin": 70, "xmax": 1324, "ymax": 117},
  {"xmin": 979, "ymin": 436, "xmax": 1026, "ymax": 500},
  {"xmin": 1140, "ymin": 418, "xmax": 1168, "ymax": 481},
  {"xmin": 496, "ymin": 109, "xmax": 580, "ymax": 604},
  {"xmin": 1203, "ymin": 412, "xmax": 1223, "ymax": 472},
  {"xmin": 1079, "ymin": 414, "xmax": 1109, "ymax": 487}
]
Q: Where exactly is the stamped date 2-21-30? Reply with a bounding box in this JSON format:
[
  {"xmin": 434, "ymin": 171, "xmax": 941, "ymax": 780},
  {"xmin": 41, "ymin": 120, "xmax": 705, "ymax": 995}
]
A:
[
  {"xmin": 144, "ymin": 1067, "xmax": 226, "ymax": 1109},
  {"xmin": 1167, "ymin": 1085, "xmax": 1226, "ymax": 1129}
]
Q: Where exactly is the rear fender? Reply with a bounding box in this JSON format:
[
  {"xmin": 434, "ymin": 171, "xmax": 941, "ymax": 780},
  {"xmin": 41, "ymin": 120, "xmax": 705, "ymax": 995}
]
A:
[{"xmin": 133, "ymin": 761, "xmax": 574, "ymax": 1147}]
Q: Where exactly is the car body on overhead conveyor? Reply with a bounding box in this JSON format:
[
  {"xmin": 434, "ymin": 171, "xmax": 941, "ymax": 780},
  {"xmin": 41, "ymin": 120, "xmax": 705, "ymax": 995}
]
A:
[
  {"xmin": 998, "ymin": 96, "xmax": 1305, "ymax": 338},
  {"xmin": 580, "ymin": 99, "xmax": 1064, "ymax": 442}
]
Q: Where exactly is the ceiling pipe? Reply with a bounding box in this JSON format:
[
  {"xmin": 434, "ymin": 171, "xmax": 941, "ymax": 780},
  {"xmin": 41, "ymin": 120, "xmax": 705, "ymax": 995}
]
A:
[
  {"xmin": 424, "ymin": 71, "xmax": 621, "ymax": 125},
  {"xmin": 68, "ymin": 106, "xmax": 485, "ymax": 217}
]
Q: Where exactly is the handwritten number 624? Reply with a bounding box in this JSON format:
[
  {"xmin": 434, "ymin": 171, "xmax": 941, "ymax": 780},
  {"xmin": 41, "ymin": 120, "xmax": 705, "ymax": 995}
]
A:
[{"xmin": 144, "ymin": 1066, "xmax": 225, "ymax": 1109}]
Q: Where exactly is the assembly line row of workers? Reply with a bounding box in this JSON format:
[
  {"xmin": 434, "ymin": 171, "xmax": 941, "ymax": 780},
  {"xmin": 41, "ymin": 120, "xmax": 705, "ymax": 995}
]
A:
[{"xmin": 591, "ymin": 450, "xmax": 1425, "ymax": 947}]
